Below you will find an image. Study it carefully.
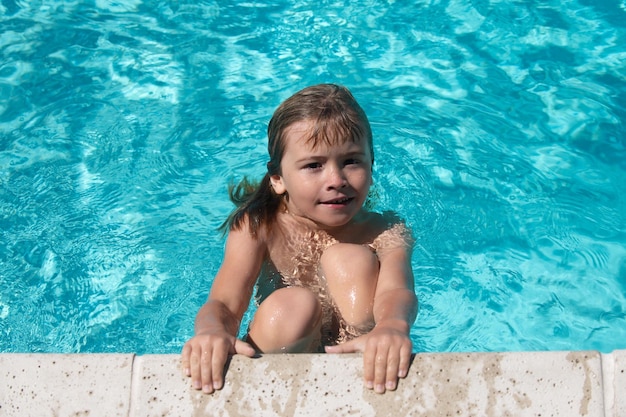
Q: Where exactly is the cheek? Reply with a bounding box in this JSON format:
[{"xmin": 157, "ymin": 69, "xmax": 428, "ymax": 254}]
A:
[
  {"xmin": 354, "ymin": 171, "xmax": 372, "ymax": 189},
  {"xmin": 284, "ymin": 173, "xmax": 314, "ymax": 196}
]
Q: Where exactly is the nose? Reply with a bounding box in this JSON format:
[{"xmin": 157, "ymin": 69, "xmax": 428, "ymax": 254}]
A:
[{"xmin": 326, "ymin": 165, "xmax": 347, "ymax": 189}]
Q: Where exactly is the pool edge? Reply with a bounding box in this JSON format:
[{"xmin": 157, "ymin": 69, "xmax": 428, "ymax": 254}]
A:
[{"xmin": 1, "ymin": 350, "xmax": 624, "ymax": 416}]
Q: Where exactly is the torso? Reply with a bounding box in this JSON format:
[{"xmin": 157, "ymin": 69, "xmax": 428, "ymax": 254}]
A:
[
  {"xmin": 267, "ymin": 210, "xmax": 384, "ymax": 279},
  {"xmin": 256, "ymin": 209, "xmax": 412, "ymax": 298},
  {"xmin": 253, "ymin": 208, "xmax": 414, "ymax": 345}
]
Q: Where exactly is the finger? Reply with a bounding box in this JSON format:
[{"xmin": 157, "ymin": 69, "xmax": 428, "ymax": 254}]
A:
[
  {"xmin": 325, "ymin": 342, "xmax": 352, "ymax": 354},
  {"xmin": 372, "ymin": 344, "xmax": 390, "ymax": 394},
  {"xmin": 398, "ymin": 342, "xmax": 412, "ymax": 378},
  {"xmin": 362, "ymin": 342, "xmax": 376, "ymax": 391},
  {"xmin": 181, "ymin": 343, "xmax": 191, "ymax": 376},
  {"xmin": 211, "ymin": 344, "xmax": 229, "ymax": 391},
  {"xmin": 325, "ymin": 344, "xmax": 344, "ymax": 354},
  {"xmin": 234, "ymin": 339, "xmax": 257, "ymax": 357},
  {"xmin": 200, "ymin": 348, "xmax": 214, "ymax": 393},
  {"xmin": 384, "ymin": 349, "xmax": 400, "ymax": 391},
  {"xmin": 189, "ymin": 346, "xmax": 203, "ymax": 391},
  {"xmin": 325, "ymin": 336, "xmax": 365, "ymax": 354}
]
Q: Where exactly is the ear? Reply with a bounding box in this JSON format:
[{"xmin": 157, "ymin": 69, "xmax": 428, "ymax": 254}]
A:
[{"xmin": 270, "ymin": 174, "xmax": 286, "ymax": 195}]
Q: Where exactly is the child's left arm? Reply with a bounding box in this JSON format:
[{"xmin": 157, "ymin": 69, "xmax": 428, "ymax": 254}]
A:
[{"xmin": 325, "ymin": 244, "xmax": 417, "ymax": 394}]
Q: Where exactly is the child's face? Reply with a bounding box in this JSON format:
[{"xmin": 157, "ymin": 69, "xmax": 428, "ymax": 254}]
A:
[{"xmin": 270, "ymin": 119, "xmax": 373, "ymax": 229}]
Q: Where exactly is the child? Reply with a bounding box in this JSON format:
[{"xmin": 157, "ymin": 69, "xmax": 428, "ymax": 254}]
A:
[{"xmin": 181, "ymin": 83, "xmax": 417, "ymax": 395}]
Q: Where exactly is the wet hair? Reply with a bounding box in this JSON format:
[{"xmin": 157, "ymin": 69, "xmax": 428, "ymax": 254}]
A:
[{"xmin": 222, "ymin": 83, "xmax": 373, "ymax": 236}]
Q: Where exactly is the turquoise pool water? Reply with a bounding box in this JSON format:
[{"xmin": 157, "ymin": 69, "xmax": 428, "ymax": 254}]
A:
[{"xmin": 1, "ymin": 0, "xmax": 625, "ymax": 354}]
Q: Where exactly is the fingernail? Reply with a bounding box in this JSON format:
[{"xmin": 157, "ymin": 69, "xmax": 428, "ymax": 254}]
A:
[
  {"xmin": 386, "ymin": 380, "xmax": 396, "ymax": 390},
  {"xmin": 202, "ymin": 384, "xmax": 213, "ymax": 394},
  {"xmin": 213, "ymin": 380, "xmax": 223, "ymax": 390},
  {"xmin": 398, "ymin": 368, "xmax": 407, "ymax": 378},
  {"xmin": 375, "ymin": 384, "xmax": 385, "ymax": 394},
  {"xmin": 365, "ymin": 380, "xmax": 374, "ymax": 389},
  {"xmin": 193, "ymin": 380, "xmax": 202, "ymax": 390},
  {"xmin": 183, "ymin": 368, "xmax": 190, "ymax": 377}
]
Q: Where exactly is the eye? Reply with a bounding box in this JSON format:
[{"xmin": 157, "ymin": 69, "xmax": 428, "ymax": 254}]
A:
[
  {"xmin": 304, "ymin": 162, "xmax": 322, "ymax": 170},
  {"xmin": 344, "ymin": 158, "xmax": 361, "ymax": 166}
]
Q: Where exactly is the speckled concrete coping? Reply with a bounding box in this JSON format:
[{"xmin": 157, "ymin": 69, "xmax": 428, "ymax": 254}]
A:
[{"xmin": 1, "ymin": 350, "xmax": 624, "ymax": 416}]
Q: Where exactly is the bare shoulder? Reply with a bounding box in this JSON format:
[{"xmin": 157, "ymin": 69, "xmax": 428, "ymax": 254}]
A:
[
  {"xmin": 355, "ymin": 210, "xmax": 411, "ymax": 236},
  {"xmin": 359, "ymin": 210, "xmax": 414, "ymax": 255},
  {"xmin": 224, "ymin": 214, "xmax": 269, "ymax": 257}
]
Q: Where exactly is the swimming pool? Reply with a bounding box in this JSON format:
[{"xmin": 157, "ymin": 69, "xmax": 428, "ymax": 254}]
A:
[{"xmin": 1, "ymin": 0, "xmax": 625, "ymax": 355}]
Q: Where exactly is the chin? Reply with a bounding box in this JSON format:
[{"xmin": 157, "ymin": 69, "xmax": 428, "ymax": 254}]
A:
[{"xmin": 316, "ymin": 216, "xmax": 355, "ymax": 229}]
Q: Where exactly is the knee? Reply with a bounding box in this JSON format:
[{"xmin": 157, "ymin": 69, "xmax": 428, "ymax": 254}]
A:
[
  {"xmin": 320, "ymin": 243, "xmax": 379, "ymax": 283},
  {"xmin": 253, "ymin": 287, "xmax": 321, "ymax": 332}
]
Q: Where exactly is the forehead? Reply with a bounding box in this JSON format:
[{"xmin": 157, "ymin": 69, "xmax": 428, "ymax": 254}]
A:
[
  {"xmin": 282, "ymin": 119, "xmax": 368, "ymax": 154},
  {"xmin": 283, "ymin": 120, "xmax": 314, "ymax": 148}
]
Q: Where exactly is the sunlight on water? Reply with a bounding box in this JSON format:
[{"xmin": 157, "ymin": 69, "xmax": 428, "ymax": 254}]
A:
[{"xmin": 1, "ymin": 0, "xmax": 625, "ymax": 354}]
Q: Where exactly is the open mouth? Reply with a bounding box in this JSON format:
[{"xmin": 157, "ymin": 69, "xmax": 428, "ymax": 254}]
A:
[{"xmin": 320, "ymin": 197, "xmax": 354, "ymax": 205}]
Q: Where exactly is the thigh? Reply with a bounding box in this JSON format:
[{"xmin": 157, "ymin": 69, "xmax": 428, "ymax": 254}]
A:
[{"xmin": 320, "ymin": 243, "xmax": 379, "ymax": 327}]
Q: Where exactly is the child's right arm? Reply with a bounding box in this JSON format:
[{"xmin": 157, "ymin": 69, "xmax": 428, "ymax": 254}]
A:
[{"xmin": 181, "ymin": 221, "xmax": 266, "ymax": 394}]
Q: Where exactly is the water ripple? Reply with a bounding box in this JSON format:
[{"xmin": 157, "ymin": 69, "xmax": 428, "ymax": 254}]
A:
[{"xmin": 2, "ymin": 0, "xmax": 626, "ymax": 354}]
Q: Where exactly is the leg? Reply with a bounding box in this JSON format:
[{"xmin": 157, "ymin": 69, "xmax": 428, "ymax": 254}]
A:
[
  {"xmin": 247, "ymin": 287, "xmax": 322, "ymax": 353},
  {"xmin": 320, "ymin": 243, "xmax": 379, "ymax": 329}
]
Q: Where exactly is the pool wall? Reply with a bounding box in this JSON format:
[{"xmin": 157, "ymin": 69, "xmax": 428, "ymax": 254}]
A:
[{"xmin": 1, "ymin": 350, "xmax": 624, "ymax": 416}]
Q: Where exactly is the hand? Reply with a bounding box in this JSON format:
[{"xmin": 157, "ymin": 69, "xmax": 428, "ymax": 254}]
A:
[
  {"xmin": 181, "ymin": 332, "xmax": 256, "ymax": 394},
  {"xmin": 324, "ymin": 323, "xmax": 412, "ymax": 394}
]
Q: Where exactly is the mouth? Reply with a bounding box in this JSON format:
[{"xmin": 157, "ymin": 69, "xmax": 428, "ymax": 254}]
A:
[{"xmin": 320, "ymin": 197, "xmax": 354, "ymax": 206}]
